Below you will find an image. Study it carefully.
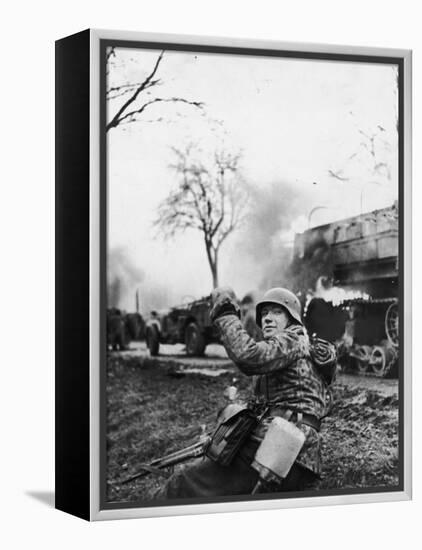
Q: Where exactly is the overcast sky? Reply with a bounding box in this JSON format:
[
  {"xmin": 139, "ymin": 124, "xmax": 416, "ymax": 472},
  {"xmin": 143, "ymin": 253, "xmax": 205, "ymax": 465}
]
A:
[{"xmin": 106, "ymin": 46, "xmax": 398, "ymax": 313}]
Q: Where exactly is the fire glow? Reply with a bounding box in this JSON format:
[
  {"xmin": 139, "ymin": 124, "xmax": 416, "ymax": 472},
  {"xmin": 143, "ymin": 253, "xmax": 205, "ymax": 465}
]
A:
[{"xmin": 313, "ymin": 276, "xmax": 370, "ymax": 306}]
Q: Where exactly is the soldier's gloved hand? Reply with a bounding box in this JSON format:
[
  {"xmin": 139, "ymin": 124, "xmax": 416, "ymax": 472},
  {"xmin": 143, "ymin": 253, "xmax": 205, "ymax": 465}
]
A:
[
  {"xmin": 210, "ymin": 286, "xmax": 241, "ymax": 323},
  {"xmin": 211, "ymin": 286, "xmax": 237, "ymax": 303}
]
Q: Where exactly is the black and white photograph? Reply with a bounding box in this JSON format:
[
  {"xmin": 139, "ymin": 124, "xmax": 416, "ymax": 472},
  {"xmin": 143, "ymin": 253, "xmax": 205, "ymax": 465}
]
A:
[
  {"xmin": 4, "ymin": 0, "xmax": 421, "ymax": 544},
  {"xmin": 102, "ymin": 39, "xmax": 403, "ymax": 510}
]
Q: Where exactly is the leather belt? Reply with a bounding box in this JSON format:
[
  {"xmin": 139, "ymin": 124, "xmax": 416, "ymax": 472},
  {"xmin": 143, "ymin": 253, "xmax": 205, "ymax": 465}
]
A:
[{"xmin": 270, "ymin": 407, "xmax": 321, "ymax": 432}]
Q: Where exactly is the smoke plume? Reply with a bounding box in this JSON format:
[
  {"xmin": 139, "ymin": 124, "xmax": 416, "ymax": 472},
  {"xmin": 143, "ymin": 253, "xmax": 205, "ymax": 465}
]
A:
[
  {"xmin": 237, "ymin": 180, "xmax": 312, "ymax": 290},
  {"xmin": 108, "ymin": 247, "xmax": 144, "ymax": 309}
]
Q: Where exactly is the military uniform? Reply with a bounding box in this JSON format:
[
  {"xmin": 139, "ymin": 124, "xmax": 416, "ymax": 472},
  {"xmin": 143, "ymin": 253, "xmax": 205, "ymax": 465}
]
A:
[
  {"xmin": 242, "ymin": 308, "xmax": 263, "ymax": 341},
  {"xmin": 156, "ymin": 292, "xmax": 333, "ymax": 500},
  {"xmin": 216, "ymin": 314, "xmax": 330, "ymax": 476}
]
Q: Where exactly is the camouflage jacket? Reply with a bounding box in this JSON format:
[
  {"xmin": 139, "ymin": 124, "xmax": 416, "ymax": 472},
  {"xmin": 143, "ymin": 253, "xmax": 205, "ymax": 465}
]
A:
[{"xmin": 215, "ymin": 314, "xmax": 332, "ymax": 475}]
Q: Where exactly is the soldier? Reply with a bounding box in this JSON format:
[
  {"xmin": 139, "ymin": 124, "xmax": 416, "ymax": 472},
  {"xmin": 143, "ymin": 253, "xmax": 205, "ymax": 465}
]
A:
[{"xmin": 156, "ymin": 286, "xmax": 335, "ymax": 499}]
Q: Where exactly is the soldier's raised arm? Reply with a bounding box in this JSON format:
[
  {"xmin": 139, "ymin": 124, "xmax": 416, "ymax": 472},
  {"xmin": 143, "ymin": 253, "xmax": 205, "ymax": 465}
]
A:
[{"xmin": 210, "ymin": 287, "xmax": 310, "ymax": 375}]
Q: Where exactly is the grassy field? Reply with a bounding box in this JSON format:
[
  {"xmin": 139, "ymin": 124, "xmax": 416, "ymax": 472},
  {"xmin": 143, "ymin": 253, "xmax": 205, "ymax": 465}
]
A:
[{"xmin": 106, "ymin": 353, "xmax": 399, "ymax": 503}]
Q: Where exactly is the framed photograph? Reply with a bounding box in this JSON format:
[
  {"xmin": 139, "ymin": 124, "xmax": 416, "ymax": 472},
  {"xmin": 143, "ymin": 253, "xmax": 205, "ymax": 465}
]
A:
[{"xmin": 55, "ymin": 29, "xmax": 412, "ymax": 521}]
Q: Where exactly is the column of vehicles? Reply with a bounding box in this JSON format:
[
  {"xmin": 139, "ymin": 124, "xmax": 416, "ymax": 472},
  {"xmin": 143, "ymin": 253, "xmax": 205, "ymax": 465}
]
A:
[
  {"xmin": 107, "ymin": 294, "xmax": 255, "ymax": 357},
  {"xmin": 108, "ymin": 202, "xmax": 399, "ymax": 378},
  {"xmin": 107, "ymin": 297, "xmax": 220, "ymax": 356}
]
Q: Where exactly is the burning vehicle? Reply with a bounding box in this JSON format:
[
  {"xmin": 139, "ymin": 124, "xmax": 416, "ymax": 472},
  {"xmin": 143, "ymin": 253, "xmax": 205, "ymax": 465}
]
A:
[
  {"xmin": 145, "ymin": 296, "xmax": 219, "ymax": 357},
  {"xmin": 293, "ymin": 202, "xmax": 399, "ymax": 377}
]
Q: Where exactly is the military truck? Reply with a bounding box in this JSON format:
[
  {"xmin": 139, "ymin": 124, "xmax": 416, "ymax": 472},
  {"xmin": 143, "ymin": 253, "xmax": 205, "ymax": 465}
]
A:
[
  {"xmin": 107, "ymin": 308, "xmax": 145, "ymax": 351},
  {"xmin": 145, "ymin": 295, "xmax": 219, "ymax": 357},
  {"xmin": 293, "ymin": 202, "xmax": 399, "ymax": 377}
]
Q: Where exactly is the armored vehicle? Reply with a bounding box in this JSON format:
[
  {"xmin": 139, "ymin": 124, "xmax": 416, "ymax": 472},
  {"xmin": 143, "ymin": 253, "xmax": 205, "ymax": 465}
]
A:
[
  {"xmin": 145, "ymin": 295, "xmax": 219, "ymax": 357},
  {"xmin": 293, "ymin": 202, "xmax": 399, "ymax": 377}
]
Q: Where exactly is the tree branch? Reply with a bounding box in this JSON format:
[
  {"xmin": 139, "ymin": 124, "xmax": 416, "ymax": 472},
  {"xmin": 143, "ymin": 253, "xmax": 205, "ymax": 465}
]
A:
[
  {"xmin": 107, "ymin": 50, "xmax": 165, "ymax": 130},
  {"xmin": 124, "ymin": 97, "xmax": 203, "ymax": 123},
  {"xmin": 154, "ymin": 145, "xmax": 248, "ymax": 287},
  {"xmin": 106, "ymin": 47, "xmax": 116, "ymax": 62},
  {"xmin": 106, "ymin": 79, "xmax": 161, "ymax": 101},
  {"xmin": 107, "ymin": 97, "xmax": 204, "ymax": 131}
]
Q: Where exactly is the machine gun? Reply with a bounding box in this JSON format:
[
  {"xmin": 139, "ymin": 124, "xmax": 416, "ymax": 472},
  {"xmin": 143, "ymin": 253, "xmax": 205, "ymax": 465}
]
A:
[
  {"xmin": 113, "ymin": 387, "xmax": 240, "ymax": 487},
  {"xmin": 114, "ymin": 435, "xmax": 210, "ymax": 486}
]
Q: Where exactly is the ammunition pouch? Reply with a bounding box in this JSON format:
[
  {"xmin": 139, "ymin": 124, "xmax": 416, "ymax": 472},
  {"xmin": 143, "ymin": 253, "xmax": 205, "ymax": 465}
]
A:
[{"xmin": 204, "ymin": 405, "xmax": 258, "ymax": 466}]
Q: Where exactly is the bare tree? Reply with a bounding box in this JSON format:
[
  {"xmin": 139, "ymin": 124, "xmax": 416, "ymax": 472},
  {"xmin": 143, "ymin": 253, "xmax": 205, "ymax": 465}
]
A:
[
  {"xmin": 356, "ymin": 127, "xmax": 392, "ymax": 181},
  {"xmin": 106, "ymin": 48, "xmax": 204, "ymax": 132},
  {"xmin": 328, "ymin": 124, "xmax": 394, "ymax": 184},
  {"xmin": 155, "ymin": 145, "xmax": 249, "ymax": 288}
]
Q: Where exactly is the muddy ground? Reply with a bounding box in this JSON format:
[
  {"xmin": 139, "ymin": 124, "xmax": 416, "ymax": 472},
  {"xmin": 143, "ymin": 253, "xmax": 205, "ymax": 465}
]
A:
[{"xmin": 106, "ymin": 343, "xmax": 399, "ymax": 504}]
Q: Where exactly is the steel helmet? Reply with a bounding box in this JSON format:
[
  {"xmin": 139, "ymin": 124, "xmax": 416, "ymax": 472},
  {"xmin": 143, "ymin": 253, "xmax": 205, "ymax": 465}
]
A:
[{"xmin": 255, "ymin": 287, "xmax": 302, "ymax": 327}]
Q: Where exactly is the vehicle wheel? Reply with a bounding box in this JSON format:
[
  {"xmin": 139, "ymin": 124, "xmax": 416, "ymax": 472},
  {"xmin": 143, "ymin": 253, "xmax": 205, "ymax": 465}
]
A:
[
  {"xmin": 385, "ymin": 302, "xmax": 399, "ymax": 348},
  {"xmin": 185, "ymin": 322, "xmax": 206, "ymax": 356},
  {"xmin": 146, "ymin": 325, "xmax": 160, "ymax": 356},
  {"xmin": 117, "ymin": 325, "xmax": 129, "ymax": 351},
  {"xmin": 371, "ymin": 342, "xmax": 396, "ymax": 378},
  {"xmin": 354, "ymin": 345, "xmax": 372, "ymax": 374},
  {"xmin": 370, "ymin": 345, "xmax": 387, "ymax": 377}
]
